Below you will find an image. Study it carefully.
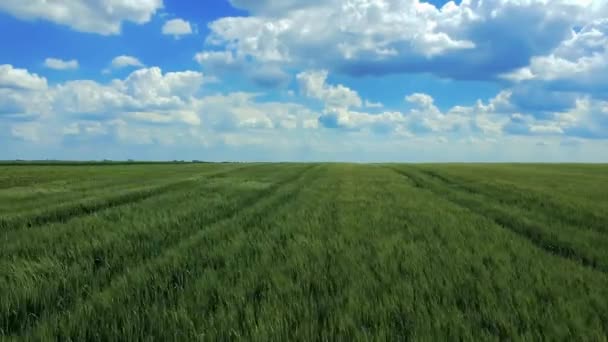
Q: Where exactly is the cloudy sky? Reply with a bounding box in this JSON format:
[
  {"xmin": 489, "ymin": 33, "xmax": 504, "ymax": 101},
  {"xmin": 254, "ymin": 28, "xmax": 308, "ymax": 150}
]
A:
[{"xmin": 1, "ymin": 0, "xmax": 607, "ymax": 162}]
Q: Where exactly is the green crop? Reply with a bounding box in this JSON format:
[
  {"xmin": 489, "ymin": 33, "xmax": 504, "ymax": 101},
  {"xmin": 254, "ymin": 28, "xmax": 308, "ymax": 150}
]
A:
[{"xmin": 1, "ymin": 163, "xmax": 607, "ymax": 340}]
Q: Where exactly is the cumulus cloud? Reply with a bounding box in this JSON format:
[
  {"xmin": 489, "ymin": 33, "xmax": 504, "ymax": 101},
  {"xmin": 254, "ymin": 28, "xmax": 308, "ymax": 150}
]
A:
[
  {"xmin": 500, "ymin": 68, "xmax": 536, "ymax": 83},
  {"xmin": 0, "ymin": 0, "xmax": 163, "ymax": 35},
  {"xmin": 502, "ymin": 19, "xmax": 608, "ymax": 95},
  {"xmin": 111, "ymin": 55, "xmax": 145, "ymax": 69},
  {"xmin": 297, "ymin": 70, "xmax": 362, "ymax": 109},
  {"xmin": 162, "ymin": 18, "xmax": 193, "ymax": 38},
  {"xmin": 194, "ymin": 50, "xmax": 289, "ymax": 88},
  {"xmin": 53, "ymin": 67, "xmax": 208, "ymax": 122},
  {"xmin": 294, "ymin": 69, "xmax": 513, "ymax": 136},
  {"xmin": 403, "ymin": 90, "xmax": 514, "ymax": 136},
  {"xmin": 1, "ymin": 64, "xmax": 319, "ymax": 150},
  {"xmin": 0, "ymin": 64, "xmax": 47, "ymax": 90},
  {"xmin": 0, "ymin": 89, "xmax": 51, "ymax": 120},
  {"xmin": 228, "ymin": 0, "xmax": 325, "ymax": 15},
  {"xmin": 11, "ymin": 122, "xmax": 42, "ymax": 142},
  {"xmin": 52, "ymin": 80, "xmax": 137, "ymax": 116},
  {"xmin": 249, "ymin": 65, "xmax": 290, "ymax": 88},
  {"xmin": 548, "ymin": 98, "xmax": 608, "ymax": 139},
  {"xmin": 529, "ymin": 123, "xmax": 564, "ymax": 134},
  {"xmin": 0, "ymin": 90, "xmax": 25, "ymax": 115},
  {"xmin": 319, "ymin": 108, "xmax": 407, "ymax": 134},
  {"xmin": 44, "ymin": 58, "xmax": 79, "ymax": 70},
  {"xmin": 364, "ymin": 100, "xmax": 383, "ymax": 109},
  {"xmin": 63, "ymin": 121, "xmax": 108, "ymax": 137},
  {"xmin": 197, "ymin": 92, "xmax": 318, "ymax": 131},
  {"xmin": 122, "ymin": 67, "xmax": 205, "ymax": 100},
  {"xmin": 1, "ymin": 63, "xmax": 606, "ymax": 161},
  {"xmin": 406, "ymin": 93, "xmax": 435, "ymax": 108},
  {"xmin": 505, "ymin": 96, "xmax": 608, "ymax": 139},
  {"xmin": 204, "ymin": 0, "xmax": 605, "ymax": 81},
  {"xmin": 0, "ymin": 65, "xmax": 51, "ymax": 120},
  {"xmin": 195, "ymin": 51, "xmax": 237, "ymax": 68},
  {"xmin": 129, "ymin": 110, "xmax": 200, "ymax": 126},
  {"xmin": 494, "ymin": 18, "xmax": 608, "ymax": 125},
  {"xmin": 209, "ymin": 0, "xmax": 475, "ymax": 67}
]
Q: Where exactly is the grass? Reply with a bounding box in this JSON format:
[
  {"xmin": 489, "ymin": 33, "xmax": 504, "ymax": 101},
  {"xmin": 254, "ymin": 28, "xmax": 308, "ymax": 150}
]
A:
[{"xmin": 1, "ymin": 162, "xmax": 607, "ymax": 340}]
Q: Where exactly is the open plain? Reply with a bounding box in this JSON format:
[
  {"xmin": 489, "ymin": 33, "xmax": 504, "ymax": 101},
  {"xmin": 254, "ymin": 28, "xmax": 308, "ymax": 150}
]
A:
[{"xmin": 1, "ymin": 163, "xmax": 607, "ymax": 340}]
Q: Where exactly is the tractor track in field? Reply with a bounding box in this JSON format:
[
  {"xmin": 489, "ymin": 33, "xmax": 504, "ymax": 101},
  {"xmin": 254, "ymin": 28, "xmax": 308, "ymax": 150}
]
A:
[
  {"xmin": 23, "ymin": 165, "xmax": 319, "ymax": 339},
  {"xmin": 2, "ymin": 164, "xmax": 318, "ymax": 337},
  {"xmin": 417, "ymin": 169, "xmax": 608, "ymax": 235},
  {"xmin": 0, "ymin": 164, "xmax": 266, "ymax": 231},
  {"xmin": 386, "ymin": 166, "xmax": 608, "ymax": 274}
]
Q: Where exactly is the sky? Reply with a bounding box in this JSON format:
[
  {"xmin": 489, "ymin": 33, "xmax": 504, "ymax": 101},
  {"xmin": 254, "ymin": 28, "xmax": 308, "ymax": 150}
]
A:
[{"xmin": 0, "ymin": 0, "xmax": 607, "ymax": 162}]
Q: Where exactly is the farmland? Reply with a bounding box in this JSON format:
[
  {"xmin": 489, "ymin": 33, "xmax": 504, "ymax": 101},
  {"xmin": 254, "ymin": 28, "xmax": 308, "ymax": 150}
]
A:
[{"xmin": 1, "ymin": 163, "xmax": 607, "ymax": 340}]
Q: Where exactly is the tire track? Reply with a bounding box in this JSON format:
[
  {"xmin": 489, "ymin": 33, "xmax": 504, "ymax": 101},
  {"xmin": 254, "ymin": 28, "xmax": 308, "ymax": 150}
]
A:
[
  {"xmin": 25, "ymin": 165, "xmax": 319, "ymax": 340},
  {"xmin": 0, "ymin": 164, "xmax": 261, "ymax": 231},
  {"xmin": 2, "ymin": 165, "xmax": 317, "ymax": 336},
  {"xmin": 386, "ymin": 166, "xmax": 608, "ymax": 274},
  {"xmin": 418, "ymin": 169, "xmax": 608, "ymax": 235}
]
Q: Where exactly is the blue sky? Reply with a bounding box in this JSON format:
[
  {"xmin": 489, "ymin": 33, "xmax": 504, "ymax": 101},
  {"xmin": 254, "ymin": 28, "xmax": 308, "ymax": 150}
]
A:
[{"xmin": 0, "ymin": 0, "xmax": 607, "ymax": 162}]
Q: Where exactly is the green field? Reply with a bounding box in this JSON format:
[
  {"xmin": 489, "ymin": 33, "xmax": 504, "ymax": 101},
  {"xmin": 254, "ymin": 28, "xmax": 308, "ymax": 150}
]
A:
[{"xmin": 1, "ymin": 163, "xmax": 607, "ymax": 340}]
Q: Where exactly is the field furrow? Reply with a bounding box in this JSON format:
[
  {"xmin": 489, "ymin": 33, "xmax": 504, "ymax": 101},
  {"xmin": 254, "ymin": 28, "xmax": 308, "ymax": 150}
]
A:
[
  {"xmin": 0, "ymin": 164, "xmax": 314, "ymax": 336},
  {"xmin": 418, "ymin": 168, "xmax": 608, "ymax": 235},
  {"xmin": 0, "ymin": 164, "xmax": 256, "ymax": 231},
  {"xmin": 26, "ymin": 165, "xmax": 318, "ymax": 340},
  {"xmin": 387, "ymin": 166, "xmax": 608, "ymax": 273},
  {"xmin": 1, "ymin": 163, "xmax": 607, "ymax": 340}
]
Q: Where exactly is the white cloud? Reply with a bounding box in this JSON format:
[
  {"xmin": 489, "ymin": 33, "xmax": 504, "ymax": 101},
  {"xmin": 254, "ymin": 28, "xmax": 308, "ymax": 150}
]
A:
[
  {"xmin": 319, "ymin": 108, "xmax": 407, "ymax": 133},
  {"xmin": 63, "ymin": 121, "xmax": 108, "ymax": 136},
  {"xmin": 0, "ymin": 66, "xmax": 51, "ymax": 120},
  {"xmin": 11, "ymin": 122, "xmax": 41, "ymax": 142},
  {"xmin": 195, "ymin": 51, "xmax": 236, "ymax": 66},
  {"xmin": 208, "ymin": 0, "xmax": 475, "ymax": 66},
  {"xmin": 32, "ymin": 65, "xmax": 316, "ymax": 136},
  {"xmin": 364, "ymin": 100, "xmax": 383, "ymax": 109},
  {"xmin": 203, "ymin": 0, "xmax": 607, "ymax": 82},
  {"xmin": 500, "ymin": 67, "xmax": 535, "ymax": 82},
  {"xmin": 194, "ymin": 50, "xmax": 289, "ymax": 88},
  {"xmin": 194, "ymin": 51, "xmax": 243, "ymax": 75},
  {"xmin": 53, "ymin": 67, "xmax": 208, "ymax": 118},
  {"xmin": 547, "ymin": 97, "xmax": 607, "ymax": 138},
  {"xmin": 0, "ymin": 65, "xmax": 308, "ymax": 140},
  {"xmin": 505, "ymin": 96, "xmax": 608, "ymax": 138},
  {"xmin": 162, "ymin": 18, "xmax": 193, "ymax": 38},
  {"xmin": 297, "ymin": 70, "xmax": 362, "ymax": 109},
  {"xmin": 121, "ymin": 67, "xmax": 205, "ymax": 101},
  {"xmin": 0, "ymin": 64, "xmax": 47, "ymax": 90},
  {"xmin": 506, "ymin": 53, "xmax": 604, "ymax": 83},
  {"xmin": 44, "ymin": 58, "xmax": 79, "ymax": 70},
  {"xmin": 52, "ymin": 80, "xmax": 137, "ymax": 116},
  {"xmin": 248, "ymin": 64, "xmax": 290, "ymax": 88},
  {"xmin": 228, "ymin": 0, "xmax": 325, "ymax": 15},
  {"xmin": 303, "ymin": 118, "xmax": 319, "ymax": 129},
  {"xmin": 0, "ymin": 88, "xmax": 52, "ymax": 120},
  {"xmin": 406, "ymin": 93, "xmax": 435, "ymax": 108},
  {"xmin": 530, "ymin": 124, "xmax": 564, "ymax": 134},
  {"xmin": 0, "ymin": 0, "xmax": 163, "ymax": 35},
  {"xmin": 1, "ymin": 63, "xmax": 606, "ymax": 162},
  {"xmin": 405, "ymin": 92, "xmax": 470, "ymax": 134},
  {"xmin": 312, "ymin": 87, "xmax": 521, "ymax": 138},
  {"xmin": 111, "ymin": 55, "xmax": 145, "ymax": 69},
  {"xmin": 129, "ymin": 110, "xmax": 200, "ymax": 126},
  {"xmin": 197, "ymin": 92, "xmax": 318, "ymax": 131},
  {"xmin": 293, "ymin": 70, "xmax": 512, "ymax": 136},
  {"xmin": 502, "ymin": 20, "xmax": 608, "ymax": 88}
]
